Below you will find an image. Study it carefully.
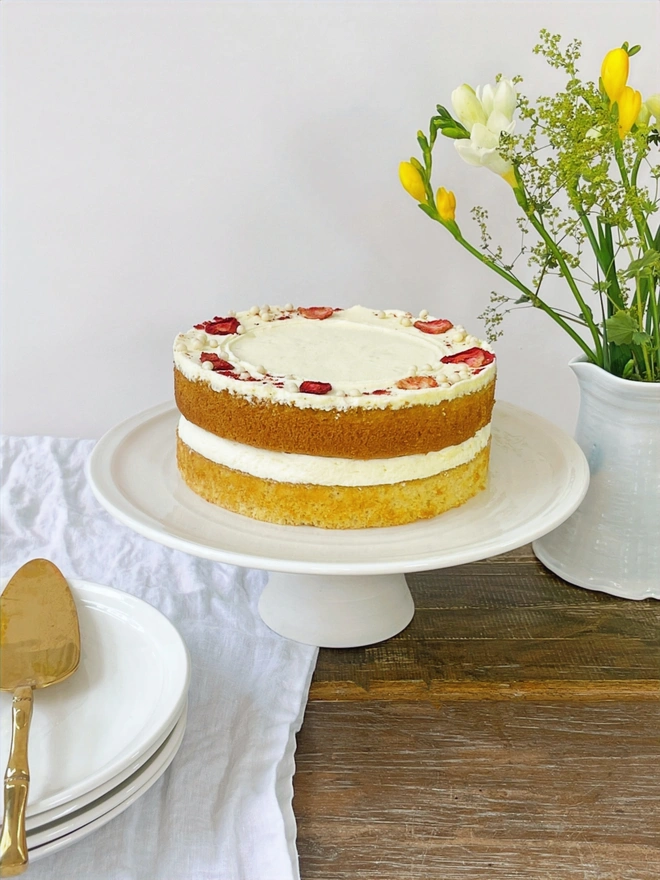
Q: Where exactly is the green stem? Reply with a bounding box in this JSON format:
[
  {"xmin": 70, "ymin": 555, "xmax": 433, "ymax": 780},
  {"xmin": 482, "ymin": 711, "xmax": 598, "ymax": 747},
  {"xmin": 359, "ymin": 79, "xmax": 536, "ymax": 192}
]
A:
[
  {"xmin": 618, "ymin": 225, "xmax": 638, "ymax": 267},
  {"xmin": 647, "ymin": 278, "xmax": 660, "ymax": 378},
  {"xmin": 630, "ymin": 152, "xmax": 643, "ymax": 190},
  {"xmin": 446, "ymin": 224, "xmax": 597, "ymax": 361},
  {"xmin": 614, "ymin": 141, "xmax": 654, "ymax": 249},
  {"xmin": 576, "ymin": 206, "xmax": 603, "ymax": 264},
  {"xmin": 526, "ymin": 213, "xmax": 604, "ymax": 362},
  {"xmin": 575, "ymin": 204, "xmax": 625, "ymax": 310},
  {"xmin": 597, "ymin": 221, "xmax": 626, "ymax": 311},
  {"xmin": 596, "ymin": 263, "xmax": 611, "ymax": 373},
  {"xmin": 634, "ymin": 278, "xmax": 653, "ymax": 379}
]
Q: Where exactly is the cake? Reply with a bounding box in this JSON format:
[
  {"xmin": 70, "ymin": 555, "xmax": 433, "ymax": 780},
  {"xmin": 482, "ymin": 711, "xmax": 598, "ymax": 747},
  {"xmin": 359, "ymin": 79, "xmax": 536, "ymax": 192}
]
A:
[{"xmin": 173, "ymin": 304, "xmax": 496, "ymax": 529}]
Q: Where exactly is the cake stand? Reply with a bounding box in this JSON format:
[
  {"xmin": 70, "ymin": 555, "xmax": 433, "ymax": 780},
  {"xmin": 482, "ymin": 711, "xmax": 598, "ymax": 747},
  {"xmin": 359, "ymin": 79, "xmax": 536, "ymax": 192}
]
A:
[{"xmin": 86, "ymin": 401, "xmax": 589, "ymax": 648}]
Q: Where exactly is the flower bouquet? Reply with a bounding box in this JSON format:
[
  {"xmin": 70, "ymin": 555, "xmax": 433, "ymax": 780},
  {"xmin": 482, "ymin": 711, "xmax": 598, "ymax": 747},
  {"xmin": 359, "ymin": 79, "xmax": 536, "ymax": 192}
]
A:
[
  {"xmin": 398, "ymin": 31, "xmax": 660, "ymax": 599},
  {"xmin": 399, "ymin": 31, "xmax": 660, "ymax": 383}
]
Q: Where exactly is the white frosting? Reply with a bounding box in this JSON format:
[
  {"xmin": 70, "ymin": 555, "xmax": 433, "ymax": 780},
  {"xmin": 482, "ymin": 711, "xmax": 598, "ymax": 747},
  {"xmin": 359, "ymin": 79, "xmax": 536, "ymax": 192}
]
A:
[
  {"xmin": 173, "ymin": 305, "xmax": 496, "ymax": 411},
  {"xmin": 178, "ymin": 416, "xmax": 491, "ymax": 487}
]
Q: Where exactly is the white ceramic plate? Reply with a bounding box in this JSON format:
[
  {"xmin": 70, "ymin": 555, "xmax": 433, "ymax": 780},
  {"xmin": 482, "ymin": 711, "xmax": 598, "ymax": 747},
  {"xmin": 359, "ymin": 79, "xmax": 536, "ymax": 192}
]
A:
[
  {"xmin": 28, "ymin": 704, "xmax": 187, "ymax": 848},
  {"xmin": 25, "ymin": 693, "xmax": 181, "ymax": 832},
  {"xmin": 87, "ymin": 401, "xmax": 589, "ymax": 574},
  {"xmin": 29, "ymin": 704, "xmax": 187, "ymax": 860},
  {"xmin": 0, "ymin": 579, "xmax": 190, "ymax": 818}
]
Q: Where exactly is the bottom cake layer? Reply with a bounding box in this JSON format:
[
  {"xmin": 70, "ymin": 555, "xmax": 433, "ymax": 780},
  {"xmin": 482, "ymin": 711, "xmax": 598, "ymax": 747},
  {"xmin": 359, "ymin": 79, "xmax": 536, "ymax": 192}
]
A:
[{"xmin": 176, "ymin": 436, "xmax": 491, "ymax": 529}]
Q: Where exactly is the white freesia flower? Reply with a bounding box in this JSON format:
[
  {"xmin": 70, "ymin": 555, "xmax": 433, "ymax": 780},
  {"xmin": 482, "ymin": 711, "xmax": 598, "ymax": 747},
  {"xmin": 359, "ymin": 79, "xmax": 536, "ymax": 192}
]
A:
[
  {"xmin": 477, "ymin": 80, "xmax": 517, "ymax": 122},
  {"xmin": 642, "ymin": 94, "xmax": 660, "ymax": 131},
  {"xmin": 451, "ymin": 84, "xmax": 487, "ymax": 131},
  {"xmin": 452, "ymin": 78, "xmax": 517, "ymax": 177},
  {"xmin": 636, "ymin": 103, "xmax": 651, "ymax": 126},
  {"xmin": 645, "ymin": 93, "xmax": 660, "ymax": 119}
]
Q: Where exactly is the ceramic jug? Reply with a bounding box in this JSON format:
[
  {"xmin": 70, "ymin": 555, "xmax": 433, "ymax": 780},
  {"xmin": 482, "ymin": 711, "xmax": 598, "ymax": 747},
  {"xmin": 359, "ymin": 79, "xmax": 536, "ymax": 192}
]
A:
[{"xmin": 533, "ymin": 357, "xmax": 660, "ymax": 600}]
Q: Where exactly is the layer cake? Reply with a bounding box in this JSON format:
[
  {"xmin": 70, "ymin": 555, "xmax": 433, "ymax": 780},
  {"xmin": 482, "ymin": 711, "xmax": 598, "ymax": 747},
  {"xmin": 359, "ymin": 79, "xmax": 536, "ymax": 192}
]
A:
[{"xmin": 173, "ymin": 304, "xmax": 496, "ymax": 528}]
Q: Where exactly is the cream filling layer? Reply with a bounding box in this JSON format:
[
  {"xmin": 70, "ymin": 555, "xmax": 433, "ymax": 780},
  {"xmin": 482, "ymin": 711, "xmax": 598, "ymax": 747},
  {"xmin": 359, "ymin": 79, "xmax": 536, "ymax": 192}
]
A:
[{"xmin": 178, "ymin": 416, "xmax": 491, "ymax": 487}]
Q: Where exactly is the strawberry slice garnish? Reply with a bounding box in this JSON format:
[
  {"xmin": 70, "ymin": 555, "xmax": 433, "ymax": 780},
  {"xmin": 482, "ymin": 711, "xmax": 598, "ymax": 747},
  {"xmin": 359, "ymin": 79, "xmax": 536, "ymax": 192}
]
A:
[
  {"xmin": 299, "ymin": 380, "xmax": 333, "ymax": 394},
  {"xmin": 200, "ymin": 352, "xmax": 234, "ymax": 372},
  {"xmin": 395, "ymin": 375, "xmax": 439, "ymax": 390},
  {"xmin": 297, "ymin": 307, "xmax": 334, "ymax": 320},
  {"xmin": 371, "ymin": 389, "xmax": 391, "ymax": 395},
  {"xmin": 413, "ymin": 319, "xmax": 454, "ymax": 334},
  {"xmin": 440, "ymin": 347, "xmax": 495, "ymax": 367},
  {"xmin": 194, "ymin": 317, "xmax": 240, "ymax": 335}
]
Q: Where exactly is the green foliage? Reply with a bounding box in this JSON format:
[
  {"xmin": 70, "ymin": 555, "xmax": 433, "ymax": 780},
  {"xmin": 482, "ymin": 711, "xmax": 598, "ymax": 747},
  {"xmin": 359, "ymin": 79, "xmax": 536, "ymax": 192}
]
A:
[
  {"xmin": 433, "ymin": 105, "xmax": 470, "ymax": 141},
  {"xmin": 606, "ymin": 310, "xmax": 640, "ymax": 345},
  {"xmin": 408, "ymin": 29, "xmax": 660, "ymax": 381}
]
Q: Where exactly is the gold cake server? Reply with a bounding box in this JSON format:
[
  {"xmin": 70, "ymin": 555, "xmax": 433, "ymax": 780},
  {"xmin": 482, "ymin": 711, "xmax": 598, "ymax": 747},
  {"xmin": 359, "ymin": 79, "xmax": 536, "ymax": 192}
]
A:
[{"xmin": 0, "ymin": 559, "xmax": 81, "ymax": 876}]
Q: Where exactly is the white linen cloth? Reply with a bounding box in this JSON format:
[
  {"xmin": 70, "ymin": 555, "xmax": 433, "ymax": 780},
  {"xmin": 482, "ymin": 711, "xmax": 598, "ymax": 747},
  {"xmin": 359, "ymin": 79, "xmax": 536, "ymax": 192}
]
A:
[{"xmin": 0, "ymin": 435, "xmax": 318, "ymax": 880}]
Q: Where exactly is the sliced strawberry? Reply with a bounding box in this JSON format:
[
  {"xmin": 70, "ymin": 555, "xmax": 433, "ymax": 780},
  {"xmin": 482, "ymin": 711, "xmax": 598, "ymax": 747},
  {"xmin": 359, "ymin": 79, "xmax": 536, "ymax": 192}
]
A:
[
  {"xmin": 276, "ymin": 314, "xmax": 292, "ymax": 320},
  {"xmin": 441, "ymin": 347, "xmax": 495, "ymax": 367},
  {"xmin": 396, "ymin": 375, "xmax": 438, "ymax": 390},
  {"xmin": 371, "ymin": 389, "xmax": 391, "ymax": 395},
  {"xmin": 297, "ymin": 307, "xmax": 334, "ymax": 320},
  {"xmin": 299, "ymin": 380, "xmax": 332, "ymax": 394},
  {"xmin": 414, "ymin": 318, "xmax": 454, "ymax": 334},
  {"xmin": 194, "ymin": 317, "xmax": 240, "ymax": 335},
  {"xmin": 200, "ymin": 352, "xmax": 234, "ymax": 372}
]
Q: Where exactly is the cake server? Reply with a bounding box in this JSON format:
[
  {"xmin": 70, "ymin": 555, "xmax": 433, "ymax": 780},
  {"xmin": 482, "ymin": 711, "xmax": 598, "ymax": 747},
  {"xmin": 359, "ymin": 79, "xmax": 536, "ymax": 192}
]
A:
[{"xmin": 0, "ymin": 559, "xmax": 81, "ymax": 876}]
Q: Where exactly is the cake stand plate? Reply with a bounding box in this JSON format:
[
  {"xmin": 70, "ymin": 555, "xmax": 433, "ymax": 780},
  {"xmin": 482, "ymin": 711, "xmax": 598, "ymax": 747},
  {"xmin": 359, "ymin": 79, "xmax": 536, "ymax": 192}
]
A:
[{"xmin": 87, "ymin": 401, "xmax": 589, "ymax": 647}]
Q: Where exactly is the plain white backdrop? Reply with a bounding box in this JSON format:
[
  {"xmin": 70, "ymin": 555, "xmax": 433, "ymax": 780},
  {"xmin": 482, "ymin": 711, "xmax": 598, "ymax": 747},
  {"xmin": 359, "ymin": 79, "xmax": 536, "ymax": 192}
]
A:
[{"xmin": 2, "ymin": 0, "xmax": 658, "ymax": 438}]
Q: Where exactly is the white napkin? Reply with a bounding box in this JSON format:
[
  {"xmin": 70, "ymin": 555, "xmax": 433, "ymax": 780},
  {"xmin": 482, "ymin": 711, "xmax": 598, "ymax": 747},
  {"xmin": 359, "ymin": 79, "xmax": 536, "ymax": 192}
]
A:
[{"xmin": 0, "ymin": 435, "xmax": 318, "ymax": 880}]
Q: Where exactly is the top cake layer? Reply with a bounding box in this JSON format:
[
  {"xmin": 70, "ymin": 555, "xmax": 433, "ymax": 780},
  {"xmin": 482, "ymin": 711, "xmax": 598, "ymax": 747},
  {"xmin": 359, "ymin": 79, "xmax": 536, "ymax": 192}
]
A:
[{"xmin": 173, "ymin": 304, "xmax": 495, "ymax": 411}]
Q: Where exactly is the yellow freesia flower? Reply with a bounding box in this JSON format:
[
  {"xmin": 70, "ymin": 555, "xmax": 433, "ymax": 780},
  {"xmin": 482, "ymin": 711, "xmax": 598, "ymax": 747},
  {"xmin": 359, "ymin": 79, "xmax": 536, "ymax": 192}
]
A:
[
  {"xmin": 436, "ymin": 187, "xmax": 456, "ymax": 221},
  {"xmin": 399, "ymin": 161, "xmax": 426, "ymax": 202},
  {"xmin": 601, "ymin": 47, "xmax": 629, "ymax": 103},
  {"xmin": 617, "ymin": 86, "xmax": 642, "ymax": 136}
]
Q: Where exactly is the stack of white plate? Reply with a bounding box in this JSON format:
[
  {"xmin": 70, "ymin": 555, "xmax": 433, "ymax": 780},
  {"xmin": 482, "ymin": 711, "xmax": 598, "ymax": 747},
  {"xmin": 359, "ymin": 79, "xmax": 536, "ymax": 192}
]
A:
[{"xmin": 0, "ymin": 579, "xmax": 190, "ymax": 863}]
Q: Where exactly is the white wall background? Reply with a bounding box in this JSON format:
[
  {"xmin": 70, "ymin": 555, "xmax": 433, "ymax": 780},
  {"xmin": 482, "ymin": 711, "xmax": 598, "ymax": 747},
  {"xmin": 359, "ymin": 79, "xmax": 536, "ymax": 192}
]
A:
[{"xmin": 2, "ymin": 0, "xmax": 658, "ymax": 438}]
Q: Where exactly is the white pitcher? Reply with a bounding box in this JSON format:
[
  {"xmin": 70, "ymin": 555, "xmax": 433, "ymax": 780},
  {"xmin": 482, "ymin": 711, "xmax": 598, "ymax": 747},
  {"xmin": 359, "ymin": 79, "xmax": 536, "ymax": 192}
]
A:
[{"xmin": 533, "ymin": 356, "xmax": 660, "ymax": 600}]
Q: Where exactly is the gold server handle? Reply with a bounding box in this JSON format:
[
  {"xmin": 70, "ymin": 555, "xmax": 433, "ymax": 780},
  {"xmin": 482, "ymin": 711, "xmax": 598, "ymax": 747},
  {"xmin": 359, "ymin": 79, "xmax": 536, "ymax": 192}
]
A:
[{"xmin": 0, "ymin": 686, "xmax": 33, "ymax": 877}]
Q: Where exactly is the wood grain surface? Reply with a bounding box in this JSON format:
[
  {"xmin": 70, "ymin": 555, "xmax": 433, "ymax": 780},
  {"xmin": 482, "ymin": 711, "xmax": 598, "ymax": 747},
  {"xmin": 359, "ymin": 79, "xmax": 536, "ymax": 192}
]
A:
[{"xmin": 293, "ymin": 548, "xmax": 660, "ymax": 879}]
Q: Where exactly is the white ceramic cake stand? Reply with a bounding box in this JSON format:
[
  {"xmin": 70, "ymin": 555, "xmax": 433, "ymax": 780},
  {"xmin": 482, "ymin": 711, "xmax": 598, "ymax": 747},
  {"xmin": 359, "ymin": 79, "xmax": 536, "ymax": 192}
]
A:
[{"xmin": 86, "ymin": 401, "xmax": 589, "ymax": 648}]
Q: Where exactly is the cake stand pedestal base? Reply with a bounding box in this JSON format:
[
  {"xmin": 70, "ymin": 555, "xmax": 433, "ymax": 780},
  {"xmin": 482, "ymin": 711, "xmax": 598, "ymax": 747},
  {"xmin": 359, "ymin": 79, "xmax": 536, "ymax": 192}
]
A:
[{"xmin": 258, "ymin": 572, "xmax": 414, "ymax": 647}]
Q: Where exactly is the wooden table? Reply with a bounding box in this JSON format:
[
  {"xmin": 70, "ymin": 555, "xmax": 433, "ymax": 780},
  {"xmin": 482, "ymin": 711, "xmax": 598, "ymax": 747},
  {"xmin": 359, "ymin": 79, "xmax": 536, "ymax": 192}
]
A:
[{"xmin": 293, "ymin": 547, "xmax": 660, "ymax": 879}]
